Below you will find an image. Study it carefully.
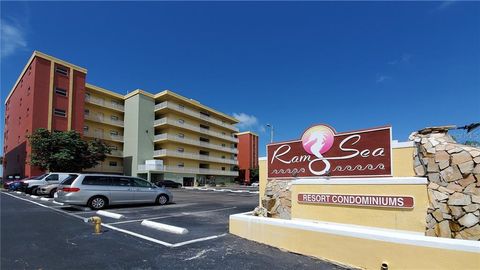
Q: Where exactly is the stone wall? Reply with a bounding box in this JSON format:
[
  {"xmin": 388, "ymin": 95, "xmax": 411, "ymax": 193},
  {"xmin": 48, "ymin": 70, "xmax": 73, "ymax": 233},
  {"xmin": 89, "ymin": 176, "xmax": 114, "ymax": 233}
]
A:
[
  {"xmin": 410, "ymin": 126, "xmax": 480, "ymax": 240},
  {"xmin": 254, "ymin": 180, "xmax": 292, "ymax": 219}
]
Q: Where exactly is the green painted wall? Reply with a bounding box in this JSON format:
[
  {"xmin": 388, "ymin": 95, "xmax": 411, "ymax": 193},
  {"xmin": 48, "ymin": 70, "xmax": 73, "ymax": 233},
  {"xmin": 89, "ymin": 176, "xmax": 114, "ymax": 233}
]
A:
[{"xmin": 123, "ymin": 93, "xmax": 155, "ymax": 177}]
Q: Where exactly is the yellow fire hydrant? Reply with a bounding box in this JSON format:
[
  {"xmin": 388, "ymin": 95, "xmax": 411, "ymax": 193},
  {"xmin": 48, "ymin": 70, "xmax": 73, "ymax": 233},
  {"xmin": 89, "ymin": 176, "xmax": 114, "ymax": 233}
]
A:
[{"xmin": 87, "ymin": 216, "xmax": 102, "ymax": 234}]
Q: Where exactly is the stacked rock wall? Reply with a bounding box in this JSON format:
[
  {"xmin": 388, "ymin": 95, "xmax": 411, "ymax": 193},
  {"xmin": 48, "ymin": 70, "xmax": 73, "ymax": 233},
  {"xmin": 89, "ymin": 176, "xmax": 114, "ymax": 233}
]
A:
[
  {"xmin": 254, "ymin": 180, "xmax": 292, "ymax": 219},
  {"xmin": 410, "ymin": 127, "xmax": 480, "ymax": 240}
]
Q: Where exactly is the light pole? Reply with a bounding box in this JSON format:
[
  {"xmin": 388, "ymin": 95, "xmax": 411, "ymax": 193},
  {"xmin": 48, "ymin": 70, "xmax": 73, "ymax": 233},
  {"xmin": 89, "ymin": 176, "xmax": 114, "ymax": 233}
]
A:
[{"xmin": 266, "ymin": 124, "xmax": 274, "ymax": 143}]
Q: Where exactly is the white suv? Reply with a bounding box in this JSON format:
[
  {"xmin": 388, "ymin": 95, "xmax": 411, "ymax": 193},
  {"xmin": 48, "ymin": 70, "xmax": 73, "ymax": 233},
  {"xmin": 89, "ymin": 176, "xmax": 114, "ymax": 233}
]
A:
[{"xmin": 22, "ymin": 173, "xmax": 78, "ymax": 195}]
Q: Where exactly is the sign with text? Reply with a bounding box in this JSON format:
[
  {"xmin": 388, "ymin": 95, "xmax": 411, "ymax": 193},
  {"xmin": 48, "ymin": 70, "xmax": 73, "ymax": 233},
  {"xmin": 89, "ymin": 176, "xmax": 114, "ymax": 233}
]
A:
[
  {"xmin": 267, "ymin": 125, "xmax": 392, "ymax": 179},
  {"xmin": 297, "ymin": 193, "xmax": 414, "ymax": 209}
]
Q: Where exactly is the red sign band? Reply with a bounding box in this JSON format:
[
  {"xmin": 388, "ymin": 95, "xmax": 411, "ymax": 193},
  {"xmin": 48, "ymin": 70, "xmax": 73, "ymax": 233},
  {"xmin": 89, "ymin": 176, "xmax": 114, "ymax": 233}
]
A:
[
  {"xmin": 267, "ymin": 125, "xmax": 392, "ymax": 179},
  {"xmin": 297, "ymin": 193, "xmax": 414, "ymax": 209}
]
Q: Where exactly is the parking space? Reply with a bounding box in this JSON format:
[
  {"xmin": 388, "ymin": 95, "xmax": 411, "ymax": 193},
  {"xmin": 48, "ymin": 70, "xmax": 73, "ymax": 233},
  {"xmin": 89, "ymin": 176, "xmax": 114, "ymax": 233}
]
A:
[
  {"xmin": 2, "ymin": 189, "xmax": 258, "ymax": 247},
  {"xmin": 1, "ymin": 188, "xmax": 346, "ymax": 269}
]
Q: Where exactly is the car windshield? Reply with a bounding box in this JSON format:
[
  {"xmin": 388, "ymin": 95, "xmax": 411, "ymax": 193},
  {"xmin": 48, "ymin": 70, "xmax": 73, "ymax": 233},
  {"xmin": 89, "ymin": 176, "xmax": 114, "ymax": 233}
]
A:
[{"xmin": 31, "ymin": 174, "xmax": 49, "ymax": 180}]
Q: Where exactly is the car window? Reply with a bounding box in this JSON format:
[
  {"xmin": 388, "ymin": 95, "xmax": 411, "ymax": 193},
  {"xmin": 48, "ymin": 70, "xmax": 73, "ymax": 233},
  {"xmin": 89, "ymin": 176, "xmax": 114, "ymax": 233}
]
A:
[
  {"xmin": 132, "ymin": 178, "xmax": 152, "ymax": 188},
  {"xmin": 46, "ymin": 174, "xmax": 59, "ymax": 181},
  {"xmin": 33, "ymin": 174, "xmax": 49, "ymax": 180},
  {"xmin": 82, "ymin": 176, "xmax": 112, "ymax": 186},
  {"xmin": 61, "ymin": 174, "xmax": 79, "ymax": 185},
  {"xmin": 111, "ymin": 177, "xmax": 132, "ymax": 187}
]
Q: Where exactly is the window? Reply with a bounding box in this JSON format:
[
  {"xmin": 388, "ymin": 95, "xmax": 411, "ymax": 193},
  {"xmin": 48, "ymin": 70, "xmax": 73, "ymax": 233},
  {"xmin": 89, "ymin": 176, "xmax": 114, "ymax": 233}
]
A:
[
  {"xmin": 55, "ymin": 87, "xmax": 67, "ymax": 96},
  {"xmin": 55, "ymin": 66, "xmax": 68, "ymax": 76},
  {"xmin": 222, "ymin": 167, "xmax": 226, "ymax": 171},
  {"xmin": 200, "ymin": 111, "xmax": 210, "ymax": 117},
  {"xmin": 111, "ymin": 115, "xmax": 119, "ymax": 121},
  {"xmin": 27, "ymin": 87, "xmax": 31, "ymax": 96},
  {"xmin": 222, "ymin": 155, "xmax": 226, "ymax": 159},
  {"xmin": 222, "ymin": 143, "xmax": 226, "ymax": 147},
  {"xmin": 177, "ymin": 162, "xmax": 185, "ymax": 167},
  {"xmin": 199, "ymin": 150, "xmax": 209, "ymax": 156},
  {"xmin": 46, "ymin": 174, "xmax": 59, "ymax": 182},
  {"xmin": 200, "ymin": 137, "xmax": 209, "ymax": 143},
  {"xmin": 111, "ymin": 177, "xmax": 132, "ymax": 187},
  {"xmin": 178, "ymin": 119, "xmax": 185, "ymax": 124},
  {"xmin": 84, "ymin": 109, "xmax": 90, "ymax": 116},
  {"xmin": 177, "ymin": 133, "xmax": 184, "ymax": 138},
  {"xmin": 54, "ymin": 109, "xmax": 66, "ymax": 117},
  {"xmin": 84, "ymin": 126, "xmax": 89, "ymax": 132},
  {"xmin": 200, "ymin": 124, "xmax": 209, "ymax": 130},
  {"xmin": 177, "ymin": 147, "xmax": 184, "ymax": 152},
  {"xmin": 109, "ymin": 161, "xmax": 118, "ymax": 167},
  {"xmin": 110, "ymin": 130, "xmax": 119, "ymax": 136},
  {"xmin": 82, "ymin": 176, "xmax": 112, "ymax": 186},
  {"xmin": 133, "ymin": 178, "xmax": 151, "ymax": 188},
  {"xmin": 177, "ymin": 104, "xmax": 185, "ymax": 110},
  {"xmin": 61, "ymin": 174, "xmax": 79, "ymax": 185}
]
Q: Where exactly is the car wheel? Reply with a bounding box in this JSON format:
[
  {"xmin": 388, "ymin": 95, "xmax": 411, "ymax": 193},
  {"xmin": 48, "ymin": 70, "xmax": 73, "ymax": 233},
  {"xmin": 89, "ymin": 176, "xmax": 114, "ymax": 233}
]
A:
[
  {"xmin": 156, "ymin": 194, "xmax": 169, "ymax": 205},
  {"xmin": 49, "ymin": 188, "xmax": 57, "ymax": 198},
  {"xmin": 31, "ymin": 187, "xmax": 39, "ymax": 195},
  {"xmin": 88, "ymin": 196, "xmax": 108, "ymax": 210}
]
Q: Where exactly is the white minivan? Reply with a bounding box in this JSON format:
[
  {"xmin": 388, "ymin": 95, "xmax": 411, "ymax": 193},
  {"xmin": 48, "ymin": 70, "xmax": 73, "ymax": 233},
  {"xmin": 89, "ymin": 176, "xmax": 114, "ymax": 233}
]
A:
[{"xmin": 22, "ymin": 173, "xmax": 78, "ymax": 195}]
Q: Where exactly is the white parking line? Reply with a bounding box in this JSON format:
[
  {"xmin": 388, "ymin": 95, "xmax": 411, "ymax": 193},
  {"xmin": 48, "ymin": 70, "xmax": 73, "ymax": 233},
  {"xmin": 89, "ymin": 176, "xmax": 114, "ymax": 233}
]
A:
[
  {"xmin": 52, "ymin": 201, "xmax": 64, "ymax": 206},
  {"xmin": 102, "ymin": 224, "xmax": 173, "ymax": 247},
  {"xmin": 31, "ymin": 195, "xmax": 39, "ymax": 199},
  {"xmin": 40, "ymin": 198, "xmax": 50, "ymax": 201},
  {"xmin": 2, "ymin": 192, "xmax": 87, "ymax": 221},
  {"xmin": 171, "ymin": 233, "xmax": 227, "ymax": 247},
  {"xmin": 107, "ymin": 206, "xmax": 237, "ymax": 225}
]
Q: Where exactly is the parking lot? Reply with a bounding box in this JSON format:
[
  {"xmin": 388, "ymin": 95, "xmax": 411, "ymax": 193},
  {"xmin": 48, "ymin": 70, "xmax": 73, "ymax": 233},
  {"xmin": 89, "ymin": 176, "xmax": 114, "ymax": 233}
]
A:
[{"xmin": 1, "ymin": 188, "xmax": 347, "ymax": 270}]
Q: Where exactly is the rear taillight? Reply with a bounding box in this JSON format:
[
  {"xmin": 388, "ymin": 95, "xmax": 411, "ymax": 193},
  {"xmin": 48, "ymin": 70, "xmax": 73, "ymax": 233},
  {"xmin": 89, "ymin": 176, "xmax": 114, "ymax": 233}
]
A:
[{"xmin": 62, "ymin": 187, "xmax": 80, "ymax": 192}]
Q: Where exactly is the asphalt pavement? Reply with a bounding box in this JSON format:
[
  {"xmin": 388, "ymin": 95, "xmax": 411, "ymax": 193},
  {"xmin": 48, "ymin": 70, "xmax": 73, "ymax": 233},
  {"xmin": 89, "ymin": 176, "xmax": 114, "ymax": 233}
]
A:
[{"xmin": 1, "ymin": 189, "xmax": 347, "ymax": 270}]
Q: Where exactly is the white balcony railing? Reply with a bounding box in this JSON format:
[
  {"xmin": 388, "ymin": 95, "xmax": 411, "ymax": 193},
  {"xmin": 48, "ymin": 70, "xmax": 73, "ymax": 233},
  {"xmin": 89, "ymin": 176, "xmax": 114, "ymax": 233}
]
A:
[
  {"xmin": 153, "ymin": 134, "xmax": 237, "ymax": 154},
  {"xmin": 84, "ymin": 114, "xmax": 124, "ymax": 127},
  {"xmin": 85, "ymin": 95, "xmax": 125, "ymax": 112},
  {"xmin": 137, "ymin": 164, "xmax": 238, "ymax": 176},
  {"xmin": 153, "ymin": 149, "xmax": 237, "ymax": 165},
  {"xmin": 83, "ymin": 130, "xmax": 124, "ymax": 142},
  {"xmin": 154, "ymin": 118, "xmax": 238, "ymax": 143},
  {"xmin": 154, "ymin": 101, "xmax": 239, "ymax": 132},
  {"xmin": 108, "ymin": 150, "xmax": 123, "ymax": 157}
]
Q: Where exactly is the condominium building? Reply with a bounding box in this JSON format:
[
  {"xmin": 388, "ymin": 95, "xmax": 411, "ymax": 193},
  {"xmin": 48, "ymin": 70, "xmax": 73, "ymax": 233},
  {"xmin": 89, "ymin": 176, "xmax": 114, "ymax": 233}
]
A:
[
  {"xmin": 236, "ymin": 131, "xmax": 259, "ymax": 184},
  {"xmin": 3, "ymin": 51, "xmax": 240, "ymax": 185}
]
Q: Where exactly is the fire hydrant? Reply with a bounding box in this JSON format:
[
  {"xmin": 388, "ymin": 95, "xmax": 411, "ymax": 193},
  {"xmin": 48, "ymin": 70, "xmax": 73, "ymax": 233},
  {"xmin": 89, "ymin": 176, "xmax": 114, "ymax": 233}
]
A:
[{"xmin": 86, "ymin": 216, "xmax": 102, "ymax": 234}]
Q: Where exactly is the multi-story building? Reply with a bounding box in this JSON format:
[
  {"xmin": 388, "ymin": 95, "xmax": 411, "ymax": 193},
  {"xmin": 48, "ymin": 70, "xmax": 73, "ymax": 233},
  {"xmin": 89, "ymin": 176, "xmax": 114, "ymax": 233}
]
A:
[
  {"xmin": 236, "ymin": 131, "xmax": 259, "ymax": 184},
  {"xmin": 3, "ymin": 51, "xmax": 240, "ymax": 185}
]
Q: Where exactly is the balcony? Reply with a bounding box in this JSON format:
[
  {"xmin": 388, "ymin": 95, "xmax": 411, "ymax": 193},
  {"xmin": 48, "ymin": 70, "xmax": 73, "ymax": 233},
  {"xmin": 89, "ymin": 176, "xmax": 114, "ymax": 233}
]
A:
[
  {"xmin": 154, "ymin": 118, "xmax": 238, "ymax": 143},
  {"xmin": 137, "ymin": 164, "xmax": 238, "ymax": 176},
  {"xmin": 84, "ymin": 114, "xmax": 124, "ymax": 127},
  {"xmin": 153, "ymin": 133, "xmax": 237, "ymax": 154},
  {"xmin": 107, "ymin": 150, "xmax": 123, "ymax": 157},
  {"xmin": 83, "ymin": 130, "xmax": 124, "ymax": 143},
  {"xmin": 85, "ymin": 95, "xmax": 125, "ymax": 112},
  {"xmin": 154, "ymin": 101, "xmax": 239, "ymax": 132},
  {"xmin": 153, "ymin": 149, "xmax": 237, "ymax": 165}
]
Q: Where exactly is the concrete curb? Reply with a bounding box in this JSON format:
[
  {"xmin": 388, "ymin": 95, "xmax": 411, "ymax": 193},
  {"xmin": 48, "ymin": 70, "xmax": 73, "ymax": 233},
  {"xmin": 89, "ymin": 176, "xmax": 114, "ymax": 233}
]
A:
[
  {"xmin": 96, "ymin": 210, "xmax": 125, "ymax": 219},
  {"xmin": 141, "ymin": 220, "xmax": 189, "ymax": 235}
]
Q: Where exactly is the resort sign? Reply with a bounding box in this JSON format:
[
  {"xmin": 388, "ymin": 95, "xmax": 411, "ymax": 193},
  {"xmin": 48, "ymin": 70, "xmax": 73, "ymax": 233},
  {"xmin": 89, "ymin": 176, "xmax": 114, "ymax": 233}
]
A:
[
  {"xmin": 267, "ymin": 124, "xmax": 392, "ymax": 179},
  {"xmin": 297, "ymin": 193, "xmax": 414, "ymax": 209}
]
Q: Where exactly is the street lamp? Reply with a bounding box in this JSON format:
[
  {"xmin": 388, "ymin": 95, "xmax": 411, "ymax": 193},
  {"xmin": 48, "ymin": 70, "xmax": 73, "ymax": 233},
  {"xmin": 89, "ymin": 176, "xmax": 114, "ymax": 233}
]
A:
[{"xmin": 266, "ymin": 124, "xmax": 274, "ymax": 143}]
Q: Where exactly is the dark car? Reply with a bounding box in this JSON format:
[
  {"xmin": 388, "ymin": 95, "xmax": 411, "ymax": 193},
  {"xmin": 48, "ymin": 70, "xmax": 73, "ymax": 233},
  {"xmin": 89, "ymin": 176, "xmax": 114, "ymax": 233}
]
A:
[{"xmin": 154, "ymin": 180, "xmax": 182, "ymax": 188}]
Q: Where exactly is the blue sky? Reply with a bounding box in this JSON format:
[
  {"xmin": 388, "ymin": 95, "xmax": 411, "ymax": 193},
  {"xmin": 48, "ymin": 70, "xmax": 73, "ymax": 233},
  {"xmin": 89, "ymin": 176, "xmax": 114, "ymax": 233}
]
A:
[{"xmin": 1, "ymin": 1, "xmax": 479, "ymax": 157}]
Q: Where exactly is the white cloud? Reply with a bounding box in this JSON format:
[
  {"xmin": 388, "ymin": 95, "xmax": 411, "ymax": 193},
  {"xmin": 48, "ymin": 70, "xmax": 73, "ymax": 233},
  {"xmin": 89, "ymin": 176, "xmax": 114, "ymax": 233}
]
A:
[
  {"xmin": 388, "ymin": 53, "xmax": 412, "ymax": 65},
  {"xmin": 436, "ymin": 0, "xmax": 456, "ymax": 11},
  {"xmin": 1, "ymin": 19, "xmax": 27, "ymax": 58},
  {"xmin": 376, "ymin": 74, "xmax": 391, "ymax": 83},
  {"xmin": 233, "ymin": 113, "xmax": 258, "ymax": 129}
]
